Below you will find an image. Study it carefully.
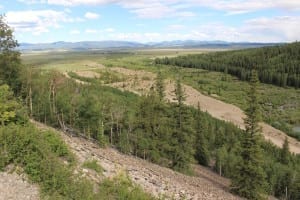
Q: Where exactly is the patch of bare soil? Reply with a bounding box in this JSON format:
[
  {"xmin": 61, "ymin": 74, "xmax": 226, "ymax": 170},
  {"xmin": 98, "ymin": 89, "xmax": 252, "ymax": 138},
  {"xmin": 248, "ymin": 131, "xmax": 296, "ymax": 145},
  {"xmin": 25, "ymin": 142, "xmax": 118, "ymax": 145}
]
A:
[
  {"xmin": 108, "ymin": 67, "xmax": 155, "ymax": 95},
  {"xmin": 0, "ymin": 170, "xmax": 39, "ymax": 200},
  {"xmin": 32, "ymin": 120, "xmax": 241, "ymax": 200},
  {"xmin": 75, "ymin": 70, "xmax": 101, "ymax": 78}
]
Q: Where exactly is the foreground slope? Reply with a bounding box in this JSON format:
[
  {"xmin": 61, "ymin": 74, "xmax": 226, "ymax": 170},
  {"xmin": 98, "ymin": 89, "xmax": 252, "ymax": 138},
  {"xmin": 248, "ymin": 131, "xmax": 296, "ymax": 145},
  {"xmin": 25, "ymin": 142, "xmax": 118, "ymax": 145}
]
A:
[{"xmin": 32, "ymin": 120, "xmax": 241, "ymax": 200}]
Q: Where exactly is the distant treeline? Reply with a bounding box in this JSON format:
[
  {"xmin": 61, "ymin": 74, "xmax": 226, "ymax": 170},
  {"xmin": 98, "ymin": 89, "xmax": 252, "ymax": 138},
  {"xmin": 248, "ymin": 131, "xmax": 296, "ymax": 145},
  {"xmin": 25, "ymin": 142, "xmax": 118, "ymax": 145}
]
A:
[{"xmin": 155, "ymin": 42, "xmax": 300, "ymax": 88}]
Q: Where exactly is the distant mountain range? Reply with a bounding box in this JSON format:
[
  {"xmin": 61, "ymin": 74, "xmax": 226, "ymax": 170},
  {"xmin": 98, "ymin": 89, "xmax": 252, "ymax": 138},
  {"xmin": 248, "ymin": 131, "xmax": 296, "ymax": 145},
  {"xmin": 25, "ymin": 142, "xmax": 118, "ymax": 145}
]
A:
[{"xmin": 18, "ymin": 40, "xmax": 281, "ymax": 51}]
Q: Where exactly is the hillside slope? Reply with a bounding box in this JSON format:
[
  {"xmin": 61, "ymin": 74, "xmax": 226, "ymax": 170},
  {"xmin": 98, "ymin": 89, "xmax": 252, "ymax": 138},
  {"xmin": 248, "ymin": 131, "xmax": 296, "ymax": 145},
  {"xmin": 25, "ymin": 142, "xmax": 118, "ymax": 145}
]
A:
[
  {"xmin": 67, "ymin": 66, "xmax": 300, "ymax": 154},
  {"xmin": 32, "ymin": 119, "xmax": 241, "ymax": 200}
]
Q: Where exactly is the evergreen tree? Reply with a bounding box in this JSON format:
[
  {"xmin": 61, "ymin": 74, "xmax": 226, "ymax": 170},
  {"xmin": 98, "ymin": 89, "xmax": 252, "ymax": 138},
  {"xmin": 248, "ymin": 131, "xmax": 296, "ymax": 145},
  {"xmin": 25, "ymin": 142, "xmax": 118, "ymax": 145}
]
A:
[
  {"xmin": 195, "ymin": 102, "xmax": 210, "ymax": 166},
  {"xmin": 280, "ymin": 137, "xmax": 290, "ymax": 165},
  {"xmin": 171, "ymin": 78, "xmax": 194, "ymax": 172},
  {"xmin": 155, "ymin": 70, "xmax": 165, "ymax": 101},
  {"xmin": 0, "ymin": 15, "xmax": 21, "ymax": 93},
  {"xmin": 231, "ymin": 69, "xmax": 267, "ymax": 199}
]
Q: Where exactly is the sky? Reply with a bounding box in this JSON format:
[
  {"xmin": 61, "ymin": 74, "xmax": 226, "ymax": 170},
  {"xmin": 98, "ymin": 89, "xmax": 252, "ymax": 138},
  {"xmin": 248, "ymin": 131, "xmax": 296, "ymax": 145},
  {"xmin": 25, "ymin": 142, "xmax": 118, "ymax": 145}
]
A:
[{"xmin": 1, "ymin": 0, "xmax": 300, "ymax": 43}]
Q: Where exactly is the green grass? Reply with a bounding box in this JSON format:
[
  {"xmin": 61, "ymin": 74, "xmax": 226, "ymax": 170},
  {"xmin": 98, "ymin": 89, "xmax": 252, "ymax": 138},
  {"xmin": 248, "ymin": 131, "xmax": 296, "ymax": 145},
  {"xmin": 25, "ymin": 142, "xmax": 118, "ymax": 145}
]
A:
[
  {"xmin": 99, "ymin": 172, "xmax": 156, "ymax": 200},
  {"xmin": 82, "ymin": 160, "xmax": 103, "ymax": 174}
]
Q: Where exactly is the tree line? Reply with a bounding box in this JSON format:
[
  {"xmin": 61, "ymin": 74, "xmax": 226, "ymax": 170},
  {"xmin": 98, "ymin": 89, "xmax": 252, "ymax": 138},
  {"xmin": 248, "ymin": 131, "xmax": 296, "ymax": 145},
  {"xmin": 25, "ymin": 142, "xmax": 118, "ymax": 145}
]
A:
[{"xmin": 155, "ymin": 42, "xmax": 300, "ymax": 88}]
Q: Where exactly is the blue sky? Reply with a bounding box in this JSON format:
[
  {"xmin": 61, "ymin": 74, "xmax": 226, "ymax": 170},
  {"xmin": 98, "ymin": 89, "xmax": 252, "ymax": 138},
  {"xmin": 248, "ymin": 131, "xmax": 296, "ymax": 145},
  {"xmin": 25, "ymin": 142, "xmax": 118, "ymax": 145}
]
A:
[{"xmin": 2, "ymin": 0, "xmax": 300, "ymax": 43}]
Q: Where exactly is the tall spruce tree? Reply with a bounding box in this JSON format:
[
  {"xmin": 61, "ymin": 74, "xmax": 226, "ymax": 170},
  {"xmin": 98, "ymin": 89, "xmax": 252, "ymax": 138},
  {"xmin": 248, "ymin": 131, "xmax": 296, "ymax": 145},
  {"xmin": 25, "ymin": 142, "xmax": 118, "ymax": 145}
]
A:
[
  {"xmin": 155, "ymin": 70, "xmax": 165, "ymax": 101},
  {"xmin": 171, "ymin": 77, "xmax": 194, "ymax": 172},
  {"xmin": 280, "ymin": 137, "xmax": 290, "ymax": 165},
  {"xmin": 231, "ymin": 69, "xmax": 267, "ymax": 199},
  {"xmin": 195, "ymin": 102, "xmax": 210, "ymax": 166}
]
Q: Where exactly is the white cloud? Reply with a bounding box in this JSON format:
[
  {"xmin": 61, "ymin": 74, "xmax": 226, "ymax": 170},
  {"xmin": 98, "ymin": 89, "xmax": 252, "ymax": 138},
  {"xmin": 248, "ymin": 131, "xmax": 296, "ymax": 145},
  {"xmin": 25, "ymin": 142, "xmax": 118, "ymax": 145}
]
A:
[
  {"xmin": 107, "ymin": 15, "xmax": 300, "ymax": 43},
  {"xmin": 28, "ymin": 0, "xmax": 195, "ymax": 19},
  {"xmin": 47, "ymin": 0, "xmax": 115, "ymax": 6},
  {"xmin": 84, "ymin": 12, "xmax": 100, "ymax": 19},
  {"xmin": 19, "ymin": 0, "xmax": 300, "ymax": 15},
  {"xmin": 6, "ymin": 10, "xmax": 71, "ymax": 35},
  {"xmin": 28, "ymin": 0, "xmax": 300, "ymax": 12},
  {"xmin": 243, "ymin": 16, "xmax": 300, "ymax": 42},
  {"xmin": 190, "ymin": 0, "xmax": 300, "ymax": 14},
  {"xmin": 70, "ymin": 29, "xmax": 80, "ymax": 34},
  {"xmin": 120, "ymin": 1, "xmax": 196, "ymax": 19}
]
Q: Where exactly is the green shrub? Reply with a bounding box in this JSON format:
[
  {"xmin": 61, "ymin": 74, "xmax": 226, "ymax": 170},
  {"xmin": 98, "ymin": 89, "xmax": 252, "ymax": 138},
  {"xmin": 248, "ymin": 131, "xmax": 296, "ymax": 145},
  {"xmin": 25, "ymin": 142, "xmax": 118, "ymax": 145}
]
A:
[
  {"xmin": 82, "ymin": 159, "xmax": 103, "ymax": 174},
  {"xmin": 0, "ymin": 124, "xmax": 94, "ymax": 199},
  {"xmin": 98, "ymin": 172, "xmax": 155, "ymax": 200}
]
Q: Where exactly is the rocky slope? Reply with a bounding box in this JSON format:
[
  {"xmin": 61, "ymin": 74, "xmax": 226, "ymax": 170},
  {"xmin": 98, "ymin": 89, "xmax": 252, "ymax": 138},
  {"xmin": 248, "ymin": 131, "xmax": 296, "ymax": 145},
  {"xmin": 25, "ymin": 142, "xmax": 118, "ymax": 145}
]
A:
[
  {"xmin": 33, "ymin": 120, "xmax": 241, "ymax": 200},
  {"xmin": 0, "ymin": 170, "xmax": 39, "ymax": 200}
]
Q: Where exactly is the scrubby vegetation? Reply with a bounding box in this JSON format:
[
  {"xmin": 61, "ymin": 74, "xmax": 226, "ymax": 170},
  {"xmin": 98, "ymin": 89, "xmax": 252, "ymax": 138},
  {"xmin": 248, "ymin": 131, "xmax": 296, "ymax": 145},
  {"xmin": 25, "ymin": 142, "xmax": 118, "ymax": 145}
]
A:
[{"xmin": 82, "ymin": 159, "xmax": 103, "ymax": 174}]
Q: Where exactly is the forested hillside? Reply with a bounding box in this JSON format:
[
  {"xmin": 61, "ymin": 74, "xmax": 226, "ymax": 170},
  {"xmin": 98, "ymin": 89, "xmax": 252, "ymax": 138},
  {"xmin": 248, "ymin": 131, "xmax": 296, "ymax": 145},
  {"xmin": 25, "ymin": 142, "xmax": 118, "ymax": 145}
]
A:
[
  {"xmin": 21, "ymin": 69, "xmax": 300, "ymax": 199},
  {"xmin": 155, "ymin": 42, "xmax": 300, "ymax": 88},
  {"xmin": 1, "ymin": 15, "xmax": 300, "ymax": 199}
]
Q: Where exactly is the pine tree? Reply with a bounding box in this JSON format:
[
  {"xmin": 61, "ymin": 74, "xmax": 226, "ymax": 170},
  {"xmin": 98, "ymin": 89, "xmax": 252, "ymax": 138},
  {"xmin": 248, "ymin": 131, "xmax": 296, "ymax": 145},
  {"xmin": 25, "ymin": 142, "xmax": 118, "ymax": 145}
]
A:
[
  {"xmin": 195, "ymin": 102, "xmax": 210, "ymax": 166},
  {"xmin": 280, "ymin": 137, "xmax": 290, "ymax": 165},
  {"xmin": 155, "ymin": 70, "xmax": 165, "ymax": 101},
  {"xmin": 231, "ymin": 69, "xmax": 267, "ymax": 199},
  {"xmin": 171, "ymin": 78, "xmax": 194, "ymax": 172}
]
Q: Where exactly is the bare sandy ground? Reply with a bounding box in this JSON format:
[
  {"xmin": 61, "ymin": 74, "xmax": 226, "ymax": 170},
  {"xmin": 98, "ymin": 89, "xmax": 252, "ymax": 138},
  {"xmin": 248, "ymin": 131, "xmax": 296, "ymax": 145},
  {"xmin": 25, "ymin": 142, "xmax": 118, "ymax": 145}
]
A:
[
  {"xmin": 63, "ymin": 65, "xmax": 300, "ymax": 154},
  {"xmin": 75, "ymin": 70, "xmax": 101, "ymax": 78},
  {"xmin": 0, "ymin": 171, "xmax": 39, "ymax": 200}
]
